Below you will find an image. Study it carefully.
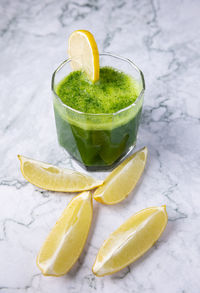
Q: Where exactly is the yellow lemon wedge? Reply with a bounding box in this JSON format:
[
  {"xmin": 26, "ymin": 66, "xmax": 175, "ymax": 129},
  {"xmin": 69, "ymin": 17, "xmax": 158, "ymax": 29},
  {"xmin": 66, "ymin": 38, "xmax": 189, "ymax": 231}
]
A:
[
  {"xmin": 18, "ymin": 155, "xmax": 102, "ymax": 192},
  {"xmin": 92, "ymin": 205, "xmax": 168, "ymax": 277},
  {"xmin": 37, "ymin": 191, "xmax": 93, "ymax": 276},
  {"xmin": 93, "ymin": 147, "xmax": 148, "ymax": 205},
  {"xmin": 68, "ymin": 30, "xmax": 99, "ymax": 82}
]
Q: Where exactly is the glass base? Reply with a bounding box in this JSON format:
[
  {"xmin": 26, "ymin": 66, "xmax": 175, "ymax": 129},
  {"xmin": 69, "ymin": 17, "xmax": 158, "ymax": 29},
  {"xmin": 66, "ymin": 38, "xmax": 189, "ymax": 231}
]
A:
[{"xmin": 62, "ymin": 144, "xmax": 136, "ymax": 172}]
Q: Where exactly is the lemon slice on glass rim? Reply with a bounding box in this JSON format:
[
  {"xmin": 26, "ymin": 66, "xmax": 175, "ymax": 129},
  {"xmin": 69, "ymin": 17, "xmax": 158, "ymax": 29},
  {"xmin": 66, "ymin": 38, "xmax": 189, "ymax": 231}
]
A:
[{"xmin": 68, "ymin": 30, "xmax": 99, "ymax": 82}]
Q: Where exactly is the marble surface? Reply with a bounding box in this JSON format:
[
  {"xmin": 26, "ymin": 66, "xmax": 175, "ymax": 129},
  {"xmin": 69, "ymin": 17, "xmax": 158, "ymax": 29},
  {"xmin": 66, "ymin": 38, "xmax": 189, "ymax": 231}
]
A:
[{"xmin": 1, "ymin": 0, "xmax": 200, "ymax": 292}]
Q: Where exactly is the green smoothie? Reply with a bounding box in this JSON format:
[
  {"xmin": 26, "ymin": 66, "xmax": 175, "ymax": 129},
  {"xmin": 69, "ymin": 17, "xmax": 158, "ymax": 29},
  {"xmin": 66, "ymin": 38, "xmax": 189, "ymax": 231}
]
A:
[{"xmin": 53, "ymin": 67, "xmax": 143, "ymax": 168}]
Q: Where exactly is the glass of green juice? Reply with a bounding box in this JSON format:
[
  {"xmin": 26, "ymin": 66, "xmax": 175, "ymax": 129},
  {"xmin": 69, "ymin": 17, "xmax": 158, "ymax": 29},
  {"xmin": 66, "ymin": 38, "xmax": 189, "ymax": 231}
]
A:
[{"xmin": 52, "ymin": 53, "xmax": 145, "ymax": 170}]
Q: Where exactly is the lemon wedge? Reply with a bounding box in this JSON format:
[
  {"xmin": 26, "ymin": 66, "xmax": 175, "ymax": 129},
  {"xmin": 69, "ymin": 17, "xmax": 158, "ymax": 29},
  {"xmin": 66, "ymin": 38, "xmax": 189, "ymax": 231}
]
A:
[
  {"xmin": 68, "ymin": 30, "xmax": 99, "ymax": 82},
  {"xmin": 18, "ymin": 155, "xmax": 102, "ymax": 192},
  {"xmin": 37, "ymin": 191, "xmax": 93, "ymax": 276},
  {"xmin": 92, "ymin": 205, "xmax": 168, "ymax": 277},
  {"xmin": 93, "ymin": 147, "xmax": 147, "ymax": 205}
]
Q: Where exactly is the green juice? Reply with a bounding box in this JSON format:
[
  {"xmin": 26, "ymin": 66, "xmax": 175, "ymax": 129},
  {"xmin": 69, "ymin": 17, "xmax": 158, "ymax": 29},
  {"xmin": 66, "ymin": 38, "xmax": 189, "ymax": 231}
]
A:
[{"xmin": 53, "ymin": 67, "xmax": 143, "ymax": 168}]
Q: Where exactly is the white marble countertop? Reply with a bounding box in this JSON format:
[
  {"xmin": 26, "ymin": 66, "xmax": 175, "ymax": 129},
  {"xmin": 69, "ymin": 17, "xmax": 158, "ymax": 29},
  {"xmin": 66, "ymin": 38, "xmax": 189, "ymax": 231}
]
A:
[{"xmin": 1, "ymin": 0, "xmax": 200, "ymax": 292}]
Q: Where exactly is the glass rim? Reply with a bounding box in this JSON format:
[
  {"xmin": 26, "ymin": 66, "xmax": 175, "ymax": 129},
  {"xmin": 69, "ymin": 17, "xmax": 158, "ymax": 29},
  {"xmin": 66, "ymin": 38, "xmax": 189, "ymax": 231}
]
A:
[{"xmin": 51, "ymin": 52, "xmax": 145, "ymax": 117}]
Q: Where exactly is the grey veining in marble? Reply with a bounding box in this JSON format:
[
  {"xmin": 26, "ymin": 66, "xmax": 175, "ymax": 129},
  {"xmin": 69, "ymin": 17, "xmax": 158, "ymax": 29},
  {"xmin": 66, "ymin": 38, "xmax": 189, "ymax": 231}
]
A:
[{"xmin": 0, "ymin": 0, "xmax": 200, "ymax": 292}]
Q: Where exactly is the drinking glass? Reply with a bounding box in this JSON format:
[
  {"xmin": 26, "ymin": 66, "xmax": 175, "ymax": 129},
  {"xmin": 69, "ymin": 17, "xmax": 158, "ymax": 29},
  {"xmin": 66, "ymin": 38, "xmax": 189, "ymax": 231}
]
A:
[{"xmin": 52, "ymin": 53, "xmax": 145, "ymax": 170}]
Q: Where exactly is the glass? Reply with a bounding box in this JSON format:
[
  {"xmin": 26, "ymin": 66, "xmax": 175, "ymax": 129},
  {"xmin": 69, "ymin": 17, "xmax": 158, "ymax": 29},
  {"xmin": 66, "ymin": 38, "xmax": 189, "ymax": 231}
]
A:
[{"xmin": 52, "ymin": 53, "xmax": 145, "ymax": 170}]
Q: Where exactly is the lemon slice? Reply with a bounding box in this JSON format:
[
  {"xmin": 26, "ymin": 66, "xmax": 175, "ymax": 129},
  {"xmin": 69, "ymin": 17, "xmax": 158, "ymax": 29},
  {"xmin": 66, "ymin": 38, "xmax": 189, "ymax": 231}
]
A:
[
  {"xmin": 37, "ymin": 191, "xmax": 93, "ymax": 276},
  {"xmin": 68, "ymin": 30, "xmax": 99, "ymax": 82},
  {"xmin": 92, "ymin": 205, "xmax": 168, "ymax": 277},
  {"xmin": 18, "ymin": 155, "xmax": 102, "ymax": 192},
  {"xmin": 93, "ymin": 147, "xmax": 148, "ymax": 205}
]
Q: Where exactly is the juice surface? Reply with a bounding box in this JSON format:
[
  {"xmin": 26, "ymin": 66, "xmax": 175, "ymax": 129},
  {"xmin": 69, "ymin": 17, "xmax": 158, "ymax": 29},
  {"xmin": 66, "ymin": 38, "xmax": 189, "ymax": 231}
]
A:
[{"xmin": 56, "ymin": 67, "xmax": 140, "ymax": 114}]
